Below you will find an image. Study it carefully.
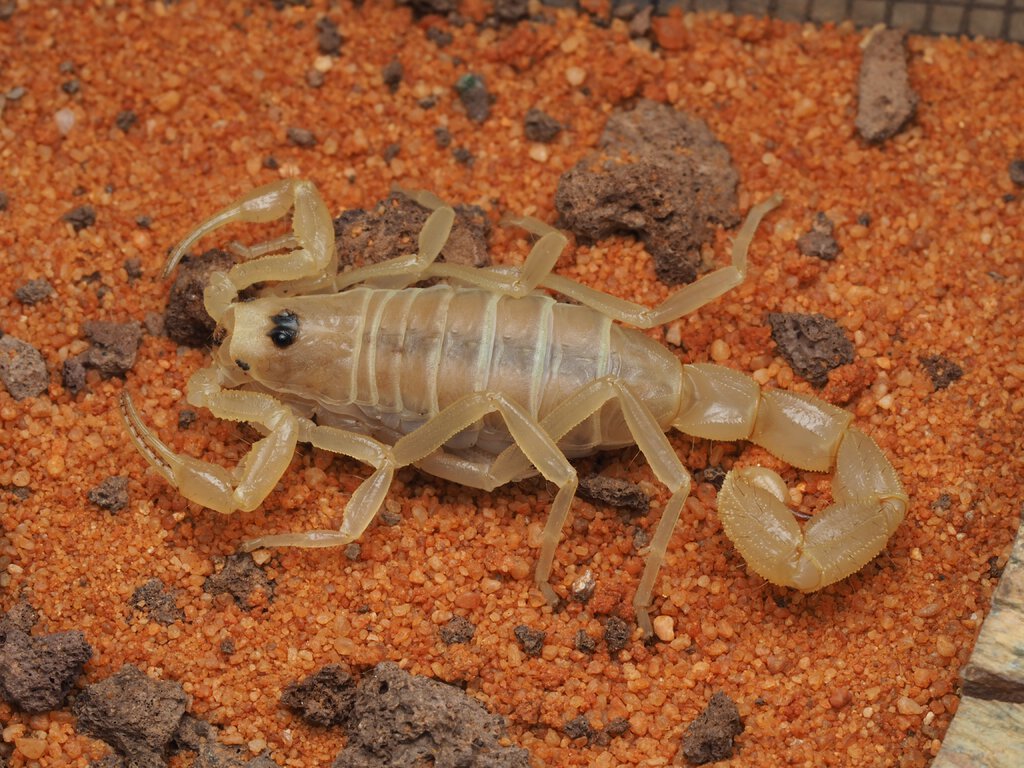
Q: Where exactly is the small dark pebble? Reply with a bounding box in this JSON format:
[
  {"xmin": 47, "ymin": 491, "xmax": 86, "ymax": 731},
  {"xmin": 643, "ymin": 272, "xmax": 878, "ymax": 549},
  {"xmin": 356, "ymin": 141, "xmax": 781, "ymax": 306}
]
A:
[
  {"xmin": 439, "ymin": 615, "xmax": 476, "ymax": 645},
  {"xmin": 14, "ymin": 278, "xmax": 54, "ymax": 305},
  {"xmin": 383, "ymin": 142, "xmax": 401, "ymax": 162},
  {"xmin": 574, "ymin": 629, "xmax": 597, "ymax": 654},
  {"xmin": 931, "ymin": 492, "xmax": 952, "ymax": 511},
  {"xmin": 452, "ymin": 146, "xmax": 474, "ymax": 165},
  {"xmin": 315, "ymin": 15, "xmax": 343, "ymax": 56},
  {"xmin": 418, "ymin": 96, "xmax": 436, "ymax": 109},
  {"xmin": 797, "ymin": 212, "xmax": 841, "ymax": 261},
  {"xmin": 379, "ymin": 508, "xmax": 402, "ymax": 526},
  {"xmin": 286, "ymin": 126, "xmax": 317, "ymax": 148},
  {"xmin": 1008, "ymin": 158, "xmax": 1024, "ymax": 187},
  {"xmin": 59, "ymin": 60, "xmax": 75, "ymax": 74},
  {"xmin": 129, "ymin": 578, "xmax": 184, "ymax": 626},
  {"xmin": 382, "ymin": 59, "xmax": 403, "ymax": 92},
  {"xmin": 513, "ymin": 625, "xmax": 545, "ymax": 656},
  {"xmin": 563, "ymin": 715, "xmax": 593, "ymax": 741},
  {"xmin": 123, "ymin": 257, "xmax": 143, "ymax": 279},
  {"xmin": 164, "ymin": 248, "xmax": 237, "ymax": 347},
  {"xmin": 605, "ymin": 716, "xmax": 631, "ymax": 737},
  {"xmin": 61, "ymin": 204, "xmax": 96, "ymax": 232},
  {"xmin": 492, "ymin": 0, "xmax": 529, "ymax": 22},
  {"xmin": 524, "ymin": 107, "xmax": 562, "ymax": 143},
  {"xmin": 263, "ymin": 155, "xmax": 279, "ymax": 170},
  {"xmin": 344, "ymin": 542, "xmax": 361, "ymax": 561},
  {"xmin": 454, "ymin": 73, "xmax": 491, "ymax": 123},
  {"xmin": 920, "ymin": 354, "xmax": 963, "ymax": 390},
  {"xmin": 857, "ymin": 212, "xmax": 872, "ymax": 227},
  {"xmin": 88, "ymin": 476, "xmax": 129, "ymax": 513},
  {"xmin": 679, "ymin": 690, "xmax": 744, "ymax": 765},
  {"xmin": 426, "ymin": 27, "xmax": 453, "ymax": 47},
  {"xmin": 577, "ymin": 475, "xmax": 650, "ymax": 515},
  {"xmin": 115, "ymin": 110, "xmax": 137, "ymax": 132},
  {"xmin": 633, "ymin": 527, "xmax": 650, "ymax": 551},
  {"xmin": 61, "ymin": 79, "xmax": 80, "ymax": 95},
  {"xmin": 220, "ymin": 639, "xmax": 236, "ymax": 656},
  {"xmin": 61, "ymin": 358, "xmax": 86, "ymax": 395},
  {"xmin": 203, "ymin": 553, "xmax": 275, "ymax": 609},
  {"xmin": 135, "ymin": 214, "xmax": 151, "ymax": 228},
  {"xmin": 696, "ymin": 465, "xmax": 726, "ymax": 489},
  {"xmin": 174, "ymin": 410, "xmax": 196, "ymax": 431},
  {"xmin": 280, "ymin": 664, "xmax": 355, "ymax": 727},
  {"xmin": 434, "ymin": 125, "xmax": 452, "ymax": 148},
  {"xmin": 0, "ymin": 190, "xmax": 8, "ymax": 211},
  {"xmin": 604, "ymin": 616, "xmax": 631, "ymax": 653},
  {"xmin": 0, "ymin": 335, "xmax": 48, "ymax": 400},
  {"xmin": 767, "ymin": 312, "xmax": 854, "ymax": 388}
]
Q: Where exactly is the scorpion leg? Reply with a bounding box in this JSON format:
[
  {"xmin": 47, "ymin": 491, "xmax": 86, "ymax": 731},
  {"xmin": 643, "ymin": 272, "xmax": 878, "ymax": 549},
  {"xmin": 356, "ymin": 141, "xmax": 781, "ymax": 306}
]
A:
[
  {"xmin": 479, "ymin": 377, "xmax": 691, "ymax": 637},
  {"xmin": 674, "ymin": 364, "xmax": 908, "ymax": 591},
  {"xmin": 120, "ymin": 370, "xmax": 300, "ymax": 515},
  {"xmin": 542, "ymin": 195, "xmax": 783, "ymax": 328},
  {"xmin": 163, "ymin": 179, "xmax": 336, "ymax": 321}
]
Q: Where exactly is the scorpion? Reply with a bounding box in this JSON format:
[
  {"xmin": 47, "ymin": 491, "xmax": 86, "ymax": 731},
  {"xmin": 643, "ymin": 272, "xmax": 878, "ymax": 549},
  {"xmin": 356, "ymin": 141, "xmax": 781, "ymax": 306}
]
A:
[{"xmin": 121, "ymin": 179, "xmax": 908, "ymax": 636}]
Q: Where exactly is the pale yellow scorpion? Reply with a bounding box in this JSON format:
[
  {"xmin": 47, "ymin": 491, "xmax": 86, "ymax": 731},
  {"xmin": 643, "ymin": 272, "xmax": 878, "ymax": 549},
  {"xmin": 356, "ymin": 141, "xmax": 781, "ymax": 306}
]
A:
[{"xmin": 121, "ymin": 179, "xmax": 908, "ymax": 636}]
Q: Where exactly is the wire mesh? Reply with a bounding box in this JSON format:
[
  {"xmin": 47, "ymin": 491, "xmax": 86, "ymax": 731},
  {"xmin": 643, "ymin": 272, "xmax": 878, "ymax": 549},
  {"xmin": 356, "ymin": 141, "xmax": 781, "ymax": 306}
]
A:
[{"xmin": 659, "ymin": 0, "xmax": 1024, "ymax": 42}]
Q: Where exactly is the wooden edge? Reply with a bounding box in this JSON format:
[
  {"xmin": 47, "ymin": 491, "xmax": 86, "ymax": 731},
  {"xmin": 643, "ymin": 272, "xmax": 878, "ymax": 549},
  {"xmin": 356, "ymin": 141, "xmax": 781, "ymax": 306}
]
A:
[{"xmin": 932, "ymin": 508, "xmax": 1024, "ymax": 768}]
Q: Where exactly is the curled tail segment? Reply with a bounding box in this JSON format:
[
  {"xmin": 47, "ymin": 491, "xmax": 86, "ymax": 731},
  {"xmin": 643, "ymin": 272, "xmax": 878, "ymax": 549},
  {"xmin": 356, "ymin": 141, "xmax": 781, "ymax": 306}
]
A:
[{"xmin": 673, "ymin": 364, "xmax": 907, "ymax": 590}]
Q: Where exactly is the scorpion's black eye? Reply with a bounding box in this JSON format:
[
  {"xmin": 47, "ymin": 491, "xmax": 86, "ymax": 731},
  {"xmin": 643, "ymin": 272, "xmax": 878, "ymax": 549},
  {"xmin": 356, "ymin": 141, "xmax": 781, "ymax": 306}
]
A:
[{"xmin": 268, "ymin": 309, "xmax": 299, "ymax": 348}]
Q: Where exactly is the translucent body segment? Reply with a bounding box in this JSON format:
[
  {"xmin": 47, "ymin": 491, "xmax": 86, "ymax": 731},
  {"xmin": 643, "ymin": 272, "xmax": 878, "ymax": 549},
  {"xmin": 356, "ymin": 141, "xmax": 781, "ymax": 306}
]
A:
[
  {"xmin": 673, "ymin": 363, "xmax": 760, "ymax": 441},
  {"xmin": 749, "ymin": 389, "xmax": 853, "ymax": 472}
]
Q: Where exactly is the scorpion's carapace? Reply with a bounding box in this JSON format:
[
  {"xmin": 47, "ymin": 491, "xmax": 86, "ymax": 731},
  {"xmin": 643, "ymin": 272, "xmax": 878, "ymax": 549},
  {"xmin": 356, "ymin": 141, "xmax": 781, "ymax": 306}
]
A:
[{"xmin": 122, "ymin": 179, "xmax": 907, "ymax": 637}]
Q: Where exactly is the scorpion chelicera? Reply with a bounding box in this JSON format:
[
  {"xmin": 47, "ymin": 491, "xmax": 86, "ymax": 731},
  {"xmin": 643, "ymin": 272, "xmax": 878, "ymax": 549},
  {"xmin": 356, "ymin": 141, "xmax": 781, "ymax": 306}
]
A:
[{"xmin": 121, "ymin": 179, "xmax": 908, "ymax": 636}]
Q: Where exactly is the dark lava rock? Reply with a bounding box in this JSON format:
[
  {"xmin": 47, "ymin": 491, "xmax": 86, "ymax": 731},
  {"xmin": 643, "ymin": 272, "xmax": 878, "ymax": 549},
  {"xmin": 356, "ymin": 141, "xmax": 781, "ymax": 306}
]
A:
[
  {"xmin": 856, "ymin": 29, "xmax": 918, "ymax": 143},
  {"xmin": 555, "ymin": 99, "xmax": 739, "ymax": 286},
  {"xmin": 1010, "ymin": 159, "xmax": 1024, "ymax": 187},
  {"xmin": 796, "ymin": 212, "xmax": 841, "ymax": 261},
  {"xmin": 678, "ymin": 691, "xmax": 744, "ymax": 765},
  {"xmin": 0, "ymin": 334, "xmax": 48, "ymax": 400},
  {"xmin": 129, "ymin": 579, "xmax": 185, "ymax": 626},
  {"xmin": 604, "ymin": 616, "xmax": 631, "ymax": 653},
  {"xmin": 315, "ymin": 15, "xmax": 343, "ymax": 56},
  {"xmin": 920, "ymin": 354, "xmax": 963, "ymax": 390},
  {"xmin": 14, "ymin": 277, "xmax": 54, "ymax": 305},
  {"xmin": 381, "ymin": 59, "xmax": 403, "ymax": 92},
  {"xmin": 64, "ymin": 320, "xmax": 143, "ymax": 392},
  {"xmin": 513, "ymin": 625, "xmax": 545, "ymax": 657},
  {"xmin": 523, "ymin": 107, "xmax": 562, "ymax": 143},
  {"xmin": 563, "ymin": 715, "xmax": 593, "ymax": 741},
  {"xmin": 0, "ymin": 628, "xmax": 92, "ymax": 713},
  {"xmin": 164, "ymin": 248, "xmax": 237, "ymax": 347},
  {"xmin": 286, "ymin": 126, "xmax": 317, "ymax": 148},
  {"xmin": 578, "ymin": 475, "xmax": 650, "ymax": 515},
  {"xmin": 439, "ymin": 615, "xmax": 476, "ymax": 645},
  {"xmin": 73, "ymin": 665, "xmax": 188, "ymax": 768},
  {"xmin": 334, "ymin": 191, "xmax": 491, "ymax": 269},
  {"xmin": 454, "ymin": 73, "xmax": 492, "ymax": 123},
  {"xmin": 62, "ymin": 204, "xmax": 96, "ymax": 232},
  {"xmin": 767, "ymin": 312, "xmax": 854, "ymax": 387},
  {"xmin": 574, "ymin": 629, "xmax": 597, "ymax": 654},
  {"xmin": 331, "ymin": 661, "xmax": 530, "ymax": 767},
  {"xmin": 281, "ymin": 664, "xmax": 356, "ymax": 728},
  {"xmin": 88, "ymin": 475, "xmax": 129, "ymax": 513},
  {"xmin": 0, "ymin": 602, "xmax": 39, "ymax": 642},
  {"xmin": 203, "ymin": 553, "xmax": 275, "ymax": 610}
]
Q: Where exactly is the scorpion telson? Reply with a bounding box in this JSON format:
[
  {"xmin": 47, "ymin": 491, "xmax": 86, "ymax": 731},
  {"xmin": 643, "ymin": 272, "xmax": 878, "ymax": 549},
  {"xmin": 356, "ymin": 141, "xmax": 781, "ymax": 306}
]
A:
[
  {"xmin": 121, "ymin": 179, "xmax": 907, "ymax": 638},
  {"xmin": 268, "ymin": 309, "xmax": 299, "ymax": 348}
]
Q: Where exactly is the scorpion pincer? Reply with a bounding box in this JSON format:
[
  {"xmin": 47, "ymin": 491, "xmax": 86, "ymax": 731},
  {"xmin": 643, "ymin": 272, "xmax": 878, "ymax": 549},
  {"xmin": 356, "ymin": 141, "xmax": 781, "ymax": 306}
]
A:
[{"xmin": 121, "ymin": 179, "xmax": 908, "ymax": 636}]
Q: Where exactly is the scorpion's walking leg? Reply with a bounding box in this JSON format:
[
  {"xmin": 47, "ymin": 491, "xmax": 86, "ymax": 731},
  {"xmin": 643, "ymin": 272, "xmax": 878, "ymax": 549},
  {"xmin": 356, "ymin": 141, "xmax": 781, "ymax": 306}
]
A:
[
  {"xmin": 477, "ymin": 377, "xmax": 691, "ymax": 637},
  {"xmin": 673, "ymin": 364, "xmax": 908, "ymax": 591},
  {"xmin": 120, "ymin": 369, "xmax": 301, "ymax": 514},
  {"xmin": 416, "ymin": 195, "xmax": 783, "ymax": 326},
  {"xmin": 239, "ymin": 395, "xmax": 579, "ymax": 590}
]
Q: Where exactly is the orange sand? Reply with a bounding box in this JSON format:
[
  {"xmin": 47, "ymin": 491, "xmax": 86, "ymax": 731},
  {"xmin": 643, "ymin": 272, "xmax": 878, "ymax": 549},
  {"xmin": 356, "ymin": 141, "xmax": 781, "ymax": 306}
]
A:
[{"xmin": 1, "ymin": 3, "xmax": 1023, "ymax": 766}]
